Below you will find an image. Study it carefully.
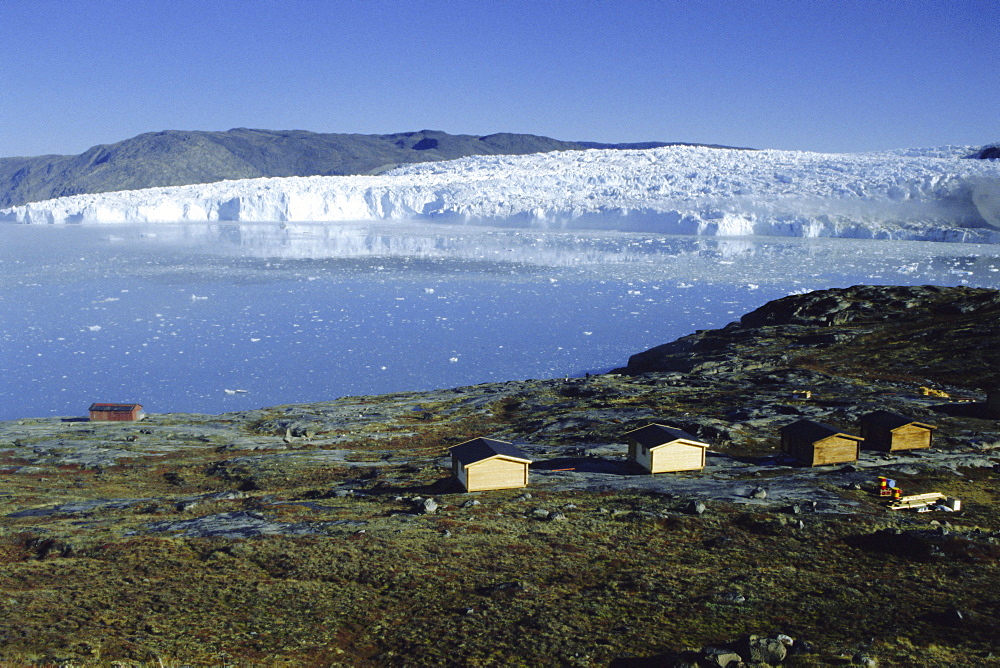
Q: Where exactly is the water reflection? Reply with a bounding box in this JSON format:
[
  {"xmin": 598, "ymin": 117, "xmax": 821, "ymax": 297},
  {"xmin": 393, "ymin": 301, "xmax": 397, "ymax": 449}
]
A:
[
  {"xmin": 131, "ymin": 221, "xmax": 730, "ymax": 265},
  {"xmin": 77, "ymin": 221, "xmax": 1000, "ymax": 281},
  {"xmin": 1, "ymin": 221, "xmax": 999, "ymax": 420}
]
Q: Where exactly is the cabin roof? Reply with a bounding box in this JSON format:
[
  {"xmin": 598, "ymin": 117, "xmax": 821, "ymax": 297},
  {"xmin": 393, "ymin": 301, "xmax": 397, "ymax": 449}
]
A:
[
  {"xmin": 450, "ymin": 437, "xmax": 532, "ymax": 466},
  {"xmin": 625, "ymin": 423, "xmax": 708, "ymax": 449},
  {"xmin": 860, "ymin": 410, "xmax": 936, "ymax": 430},
  {"xmin": 88, "ymin": 403, "xmax": 142, "ymax": 412},
  {"xmin": 781, "ymin": 419, "xmax": 863, "ymax": 443}
]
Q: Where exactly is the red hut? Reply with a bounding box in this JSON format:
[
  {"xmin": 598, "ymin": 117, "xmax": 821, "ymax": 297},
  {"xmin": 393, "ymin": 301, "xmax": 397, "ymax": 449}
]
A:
[{"xmin": 88, "ymin": 403, "xmax": 144, "ymax": 422}]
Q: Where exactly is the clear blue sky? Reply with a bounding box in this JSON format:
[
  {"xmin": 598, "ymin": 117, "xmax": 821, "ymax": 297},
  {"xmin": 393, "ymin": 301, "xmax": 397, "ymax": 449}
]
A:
[{"xmin": 2, "ymin": 0, "xmax": 996, "ymax": 157}]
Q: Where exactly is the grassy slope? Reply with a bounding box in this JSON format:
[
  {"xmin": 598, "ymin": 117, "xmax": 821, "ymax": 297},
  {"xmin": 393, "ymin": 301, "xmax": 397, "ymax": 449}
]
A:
[{"xmin": 0, "ymin": 289, "xmax": 998, "ymax": 666}]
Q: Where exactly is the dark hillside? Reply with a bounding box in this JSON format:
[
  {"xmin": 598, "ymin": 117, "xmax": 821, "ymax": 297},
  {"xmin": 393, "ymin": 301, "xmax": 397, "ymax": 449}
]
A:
[
  {"xmin": 968, "ymin": 143, "xmax": 1000, "ymax": 160},
  {"xmin": 0, "ymin": 128, "xmax": 723, "ymax": 207},
  {"xmin": 617, "ymin": 284, "xmax": 1000, "ymax": 390}
]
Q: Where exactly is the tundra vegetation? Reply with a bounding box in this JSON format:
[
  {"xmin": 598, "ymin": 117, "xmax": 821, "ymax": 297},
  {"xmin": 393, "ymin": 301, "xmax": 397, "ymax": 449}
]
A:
[{"xmin": 0, "ymin": 285, "xmax": 997, "ymax": 666}]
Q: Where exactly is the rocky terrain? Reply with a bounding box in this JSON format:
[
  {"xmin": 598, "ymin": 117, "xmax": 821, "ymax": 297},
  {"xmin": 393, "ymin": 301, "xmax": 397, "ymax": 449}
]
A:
[
  {"xmin": 971, "ymin": 144, "xmax": 1000, "ymax": 161},
  {"xmin": 0, "ymin": 285, "xmax": 998, "ymax": 666}
]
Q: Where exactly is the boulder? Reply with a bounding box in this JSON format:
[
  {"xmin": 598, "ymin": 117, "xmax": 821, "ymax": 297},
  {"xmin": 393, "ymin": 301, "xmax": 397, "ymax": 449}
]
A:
[
  {"xmin": 731, "ymin": 633, "xmax": 792, "ymax": 665},
  {"xmin": 417, "ymin": 498, "xmax": 438, "ymax": 514},
  {"xmin": 701, "ymin": 645, "xmax": 744, "ymax": 667},
  {"xmin": 713, "ymin": 591, "xmax": 746, "ymax": 604},
  {"xmin": 686, "ymin": 500, "xmax": 707, "ymax": 515}
]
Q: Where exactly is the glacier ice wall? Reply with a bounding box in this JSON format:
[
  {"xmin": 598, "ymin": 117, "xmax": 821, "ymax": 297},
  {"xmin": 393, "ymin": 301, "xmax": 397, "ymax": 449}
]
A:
[{"xmin": 3, "ymin": 146, "xmax": 1000, "ymax": 242}]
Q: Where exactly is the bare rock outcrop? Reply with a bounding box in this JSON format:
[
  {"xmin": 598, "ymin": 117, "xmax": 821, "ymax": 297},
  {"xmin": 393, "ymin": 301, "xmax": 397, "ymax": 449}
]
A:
[{"xmin": 614, "ymin": 285, "xmax": 1000, "ymax": 385}]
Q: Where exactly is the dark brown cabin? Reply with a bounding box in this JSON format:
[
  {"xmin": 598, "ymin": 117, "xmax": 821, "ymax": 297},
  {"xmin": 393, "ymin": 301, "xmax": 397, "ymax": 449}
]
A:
[
  {"xmin": 780, "ymin": 419, "xmax": 862, "ymax": 467},
  {"xmin": 88, "ymin": 403, "xmax": 144, "ymax": 422},
  {"xmin": 859, "ymin": 410, "xmax": 936, "ymax": 451}
]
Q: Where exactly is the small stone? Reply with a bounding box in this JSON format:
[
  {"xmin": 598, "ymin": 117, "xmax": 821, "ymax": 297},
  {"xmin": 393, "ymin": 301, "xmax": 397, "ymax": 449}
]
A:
[
  {"xmin": 513, "ymin": 493, "xmax": 532, "ymax": 502},
  {"xmin": 461, "ymin": 499, "xmax": 481, "ymax": 508},
  {"xmin": 700, "ymin": 646, "xmax": 743, "ymax": 668},
  {"xmin": 714, "ymin": 591, "xmax": 746, "ymax": 604},
  {"xmin": 530, "ymin": 508, "xmax": 550, "ymax": 520},
  {"xmin": 548, "ymin": 512, "xmax": 567, "ymax": 521},
  {"xmin": 787, "ymin": 504, "xmax": 802, "ymax": 514},
  {"xmin": 749, "ymin": 487, "xmax": 768, "ymax": 499},
  {"xmin": 686, "ymin": 500, "xmax": 707, "ymax": 515},
  {"xmin": 704, "ymin": 535, "xmax": 734, "ymax": 549},
  {"xmin": 937, "ymin": 607, "xmax": 965, "ymax": 625},
  {"xmin": 852, "ymin": 653, "xmax": 878, "ymax": 667},
  {"xmin": 419, "ymin": 498, "xmax": 439, "ymax": 514}
]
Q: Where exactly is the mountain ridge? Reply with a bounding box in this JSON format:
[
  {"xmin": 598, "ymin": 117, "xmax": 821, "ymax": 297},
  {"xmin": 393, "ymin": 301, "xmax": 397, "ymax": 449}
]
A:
[{"xmin": 0, "ymin": 128, "xmax": 739, "ymax": 208}]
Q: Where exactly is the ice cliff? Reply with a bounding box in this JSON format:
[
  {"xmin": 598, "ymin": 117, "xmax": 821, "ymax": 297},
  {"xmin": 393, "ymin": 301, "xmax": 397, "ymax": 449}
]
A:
[{"xmin": 3, "ymin": 145, "xmax": 1000, "ymax": 242}]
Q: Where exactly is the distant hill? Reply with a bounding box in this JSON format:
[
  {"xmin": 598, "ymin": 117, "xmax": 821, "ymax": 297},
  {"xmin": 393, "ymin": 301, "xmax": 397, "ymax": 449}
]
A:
[
  {"xmin": 969, "ymin": 144, "xmax": 1000, "ymax": 160},
  {"xmin": 0, "ymin": 128, "xmax": 736, "ymax": 208}
]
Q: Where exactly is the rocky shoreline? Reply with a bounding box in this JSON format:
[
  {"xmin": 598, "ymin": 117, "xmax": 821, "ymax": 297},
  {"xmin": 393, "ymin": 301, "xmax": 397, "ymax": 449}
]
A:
[{"xmin": 0, "ymin": 284, "xmax": 998, "ymax": 666}]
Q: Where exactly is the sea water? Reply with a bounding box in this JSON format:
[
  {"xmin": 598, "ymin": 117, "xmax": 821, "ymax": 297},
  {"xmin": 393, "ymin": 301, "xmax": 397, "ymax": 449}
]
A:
[{"xmin": 2, "ymin": 221, "xmax": 998, "ymax": 421}]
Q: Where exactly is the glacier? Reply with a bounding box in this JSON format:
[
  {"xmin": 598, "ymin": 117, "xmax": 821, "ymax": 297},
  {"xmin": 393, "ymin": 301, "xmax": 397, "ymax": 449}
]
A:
[{"xmin": 2, "ymin": 145, "xmax": 1000, "ymax": 242}]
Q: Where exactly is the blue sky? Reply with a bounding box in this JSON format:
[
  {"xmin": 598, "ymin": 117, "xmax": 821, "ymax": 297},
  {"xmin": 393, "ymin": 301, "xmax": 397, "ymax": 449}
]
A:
[{"xmin": 2, "ymin": 0, "xmax": 996, "ymax": 157}]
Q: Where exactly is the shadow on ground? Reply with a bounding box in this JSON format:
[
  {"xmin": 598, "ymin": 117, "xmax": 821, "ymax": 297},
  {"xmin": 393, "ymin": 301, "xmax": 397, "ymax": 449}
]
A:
[{"xmin": 530, "ymin": 457, "xmax": 637, "ymax": 475}]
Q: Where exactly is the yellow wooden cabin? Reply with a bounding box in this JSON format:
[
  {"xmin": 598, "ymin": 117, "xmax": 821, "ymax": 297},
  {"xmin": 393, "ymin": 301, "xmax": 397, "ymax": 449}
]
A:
[
  {"xmin": 624, "ymin": 423, "xmax": 710, "ymax": 474},
  {"xmin": 449, "ymin": 438, "xmax": 532, "ymax": 492},
  {"xmin": 780, "ymin": 419, "xmax": 863, "ymax": 467},
  {"xmin": 859, "ymin": 410, "xmax": 936, "ymax": 452}
]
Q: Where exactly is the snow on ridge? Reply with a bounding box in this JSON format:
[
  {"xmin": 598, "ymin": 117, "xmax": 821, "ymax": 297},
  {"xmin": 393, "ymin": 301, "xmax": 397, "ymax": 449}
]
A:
[{"xmin": 3, "ymin": 145, "xmax": 999, "ymax": 243}]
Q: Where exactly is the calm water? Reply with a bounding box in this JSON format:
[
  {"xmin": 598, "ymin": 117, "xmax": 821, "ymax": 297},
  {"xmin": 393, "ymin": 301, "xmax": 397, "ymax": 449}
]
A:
[{"xmin": 2, "ymin": 221, "xmax": 998, "ymax": 421}]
